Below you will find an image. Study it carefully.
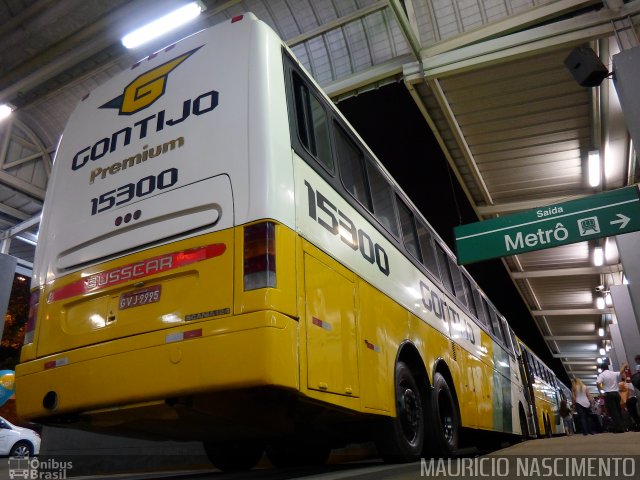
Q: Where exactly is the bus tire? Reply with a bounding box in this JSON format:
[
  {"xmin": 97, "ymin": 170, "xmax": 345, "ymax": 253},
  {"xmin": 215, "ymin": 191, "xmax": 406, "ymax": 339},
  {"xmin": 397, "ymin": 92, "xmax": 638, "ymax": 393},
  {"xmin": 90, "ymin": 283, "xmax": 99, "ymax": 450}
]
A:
[
  {"xmin": 266, "ymin": 437, "xmax": 331, "ymax": 467},
  {"xmin": 424, "ymin": 372, "xmax": 459, "ymax": 457},
  {"xmin": 203, "ymin": 440, "xmax": 264, "ymax": 472},
  {"xmin": 376, "ymin": 361, "xmax": 425, "ymax": 463}
]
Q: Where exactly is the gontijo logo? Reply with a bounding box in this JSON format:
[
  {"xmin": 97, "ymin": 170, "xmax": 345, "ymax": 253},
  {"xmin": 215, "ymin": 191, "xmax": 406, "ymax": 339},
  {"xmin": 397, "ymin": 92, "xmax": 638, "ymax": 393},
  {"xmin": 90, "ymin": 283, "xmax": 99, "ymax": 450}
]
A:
[
  {"xmin": 101, "ymin": 46, "xmax": 202, "ymax": 115},
  {"xmin": 72, "ymin": 44, "xmax": 219, "ymax": 172}
]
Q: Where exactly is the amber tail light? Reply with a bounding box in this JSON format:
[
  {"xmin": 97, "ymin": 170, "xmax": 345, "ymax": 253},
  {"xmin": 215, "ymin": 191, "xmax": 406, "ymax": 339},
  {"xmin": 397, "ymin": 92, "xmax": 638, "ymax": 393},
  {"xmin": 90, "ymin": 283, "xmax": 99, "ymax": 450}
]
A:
[{"xmin": 243, "ymin": 222, "xmax": 276, "ymax": 291}]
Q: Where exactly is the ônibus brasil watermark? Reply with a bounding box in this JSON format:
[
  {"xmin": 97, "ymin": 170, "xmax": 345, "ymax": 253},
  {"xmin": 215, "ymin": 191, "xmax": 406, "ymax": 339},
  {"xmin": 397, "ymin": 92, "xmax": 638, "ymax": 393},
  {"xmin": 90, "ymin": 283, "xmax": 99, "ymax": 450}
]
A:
[
  {"xmin": 7, "ymin": 457, "xmax": 73, "ymax": 479},
  {"xmin": 421, "ymin": 457, "xmax": 637, "ymax": 478}
]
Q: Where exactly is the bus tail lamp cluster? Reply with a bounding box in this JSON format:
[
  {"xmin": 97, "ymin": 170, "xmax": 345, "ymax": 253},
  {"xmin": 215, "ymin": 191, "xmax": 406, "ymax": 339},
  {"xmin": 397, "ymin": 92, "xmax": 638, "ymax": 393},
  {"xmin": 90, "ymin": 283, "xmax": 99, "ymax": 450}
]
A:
[
  {"xmin": 243, "ymin": 222, "xmax": 276, "ymax": 291},
  {"xmin": 24, "ymin": 289, "xmax": 41, "ymax": 345}
]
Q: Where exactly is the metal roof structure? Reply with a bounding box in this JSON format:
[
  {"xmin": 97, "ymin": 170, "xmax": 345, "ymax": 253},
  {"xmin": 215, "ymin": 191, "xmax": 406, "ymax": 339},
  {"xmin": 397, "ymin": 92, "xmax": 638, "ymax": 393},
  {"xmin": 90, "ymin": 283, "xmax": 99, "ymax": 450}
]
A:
[{"xmin": 1, "ymin": 0, "xmax": 639, "ymax": 390}]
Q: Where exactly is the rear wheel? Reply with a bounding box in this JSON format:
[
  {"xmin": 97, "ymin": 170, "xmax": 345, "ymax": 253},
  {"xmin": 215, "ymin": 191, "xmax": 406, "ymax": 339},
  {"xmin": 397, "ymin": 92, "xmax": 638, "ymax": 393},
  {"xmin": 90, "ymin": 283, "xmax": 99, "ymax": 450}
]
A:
[
  {"xmin": 10, "ymin": 441, "xmax": 33, "ymax": 458},
  {"xmin": 203, "ymin": 440, "xmax": 264, "ymax": 472},
  {"xmin": 266, "ymin": 437, "xmax": 331, "ymax": 468},
  {"xmin": 376, "ymin": 361, "xmax": 425, "ymax": 462},
  {"xmin": 424, "ymin": 372, "xmax": 459, "ymax": 457}
]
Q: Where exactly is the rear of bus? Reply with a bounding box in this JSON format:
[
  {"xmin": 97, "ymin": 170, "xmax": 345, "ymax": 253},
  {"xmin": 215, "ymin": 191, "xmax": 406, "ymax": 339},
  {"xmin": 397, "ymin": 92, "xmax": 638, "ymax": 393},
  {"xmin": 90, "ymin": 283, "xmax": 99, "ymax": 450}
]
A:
[{"xmin": 16, "ymin": 14, "xmax": 300, "ymax": 437}]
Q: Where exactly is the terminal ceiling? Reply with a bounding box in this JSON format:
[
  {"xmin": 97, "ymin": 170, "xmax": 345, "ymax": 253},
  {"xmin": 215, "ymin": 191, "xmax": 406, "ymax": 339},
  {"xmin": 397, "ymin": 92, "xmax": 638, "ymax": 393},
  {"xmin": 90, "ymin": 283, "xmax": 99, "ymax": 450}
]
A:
[{"xmin": 1, "ymin": 0, "xmax": 638, "ymax": 389}]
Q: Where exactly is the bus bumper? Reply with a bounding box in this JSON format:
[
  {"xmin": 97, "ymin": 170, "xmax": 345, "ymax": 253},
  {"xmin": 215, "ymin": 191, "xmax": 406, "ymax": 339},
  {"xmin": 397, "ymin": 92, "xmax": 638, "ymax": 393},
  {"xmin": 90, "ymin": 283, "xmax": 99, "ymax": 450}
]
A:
[{"xmin": 16, "ymin": 310, "xmax": 299, "ymax": 423}]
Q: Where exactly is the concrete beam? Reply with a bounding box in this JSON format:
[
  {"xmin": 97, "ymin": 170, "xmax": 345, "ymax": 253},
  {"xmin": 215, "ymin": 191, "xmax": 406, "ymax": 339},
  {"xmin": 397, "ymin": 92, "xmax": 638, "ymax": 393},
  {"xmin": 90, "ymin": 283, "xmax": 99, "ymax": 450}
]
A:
[
  {"xmin": 532, "ymin": 308, "xmax": 614, "ymax": 316},
  {"xmin": 543, "ymin": 335, "xmax": 601, "ymax": 341},
  {"xmin": 552, "ymin": 353, "xmax": 602, "ymax": 358},
  {"xmin": 512, "ymin": 265, "xmax": 623, "ymax": 278}
]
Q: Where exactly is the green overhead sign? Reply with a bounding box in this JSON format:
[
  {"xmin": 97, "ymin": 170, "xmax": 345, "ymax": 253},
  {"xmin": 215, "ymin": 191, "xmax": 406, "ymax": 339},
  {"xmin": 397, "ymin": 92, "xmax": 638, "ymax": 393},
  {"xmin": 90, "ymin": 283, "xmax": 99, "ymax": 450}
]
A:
[{"xmin": 454, "ymin": 186, "xmax": 640, "ymax": 265}]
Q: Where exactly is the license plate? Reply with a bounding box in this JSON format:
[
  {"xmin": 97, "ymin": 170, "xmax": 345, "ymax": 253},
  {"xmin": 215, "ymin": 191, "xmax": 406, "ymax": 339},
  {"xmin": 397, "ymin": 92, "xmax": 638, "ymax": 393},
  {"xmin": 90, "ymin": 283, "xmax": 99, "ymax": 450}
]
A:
[{"xmin": 119, "ymin": 285, "xmax": 161, "ymax": 310}]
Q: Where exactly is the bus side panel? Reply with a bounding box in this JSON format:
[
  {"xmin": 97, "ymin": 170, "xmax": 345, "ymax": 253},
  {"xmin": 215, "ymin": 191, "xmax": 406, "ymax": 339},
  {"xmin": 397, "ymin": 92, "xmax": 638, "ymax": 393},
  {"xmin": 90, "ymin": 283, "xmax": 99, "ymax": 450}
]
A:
[
  {"xmin": 474, "ymin": 331, "xmax": 494, "ymax": 430},
  {"xmin": 303, "ymin": 249, "xmax": 359, "ymax": 398}
]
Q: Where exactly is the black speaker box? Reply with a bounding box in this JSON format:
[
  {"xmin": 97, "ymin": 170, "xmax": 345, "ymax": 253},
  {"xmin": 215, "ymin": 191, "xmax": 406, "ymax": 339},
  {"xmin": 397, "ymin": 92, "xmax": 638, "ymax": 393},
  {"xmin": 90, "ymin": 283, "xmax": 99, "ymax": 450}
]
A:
[{"xmin": 564, "ymin": 47, "xmax": 609, "ymax": 87}]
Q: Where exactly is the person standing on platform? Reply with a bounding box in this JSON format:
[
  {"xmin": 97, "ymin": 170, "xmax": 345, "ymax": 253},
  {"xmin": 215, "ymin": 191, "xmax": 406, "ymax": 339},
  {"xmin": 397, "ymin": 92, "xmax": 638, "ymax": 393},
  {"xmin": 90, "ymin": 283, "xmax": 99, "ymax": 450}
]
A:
[
  {"xmin": 597, "ymin": 363, "xmax": 627, "ymax": 433},
  {"xmin": 571, "ymin": 378, "xmax": 594, "ymax": 435},
  {"xmin": 559, "ymin": 399, "xmax": 574, "ymax": 435}
]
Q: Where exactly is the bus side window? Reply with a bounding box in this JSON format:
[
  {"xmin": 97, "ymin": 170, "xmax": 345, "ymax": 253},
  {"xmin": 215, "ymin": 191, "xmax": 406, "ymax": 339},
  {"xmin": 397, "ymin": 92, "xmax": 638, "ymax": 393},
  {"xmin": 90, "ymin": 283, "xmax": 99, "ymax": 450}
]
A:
[
  {"xmin": 435, "ymin": 245, "xmax": 454, "ymax": 294},
  {"xmin": 488, "ymin": 307, "xmax": 505, "ymax": 343},
  {"xmin": 448, "ymin": 258, "xmax": 468, "ymax": 308},
  {"xmin": 481, "ymin": 298, "xmax": 494, "ymax": 333},
  {"xmin": 396, "ymin": 196, "xmax": 421, "ymax": 261},
  {"xmin": 334, "ymin": 123, "xmax": 373, "ymax": 211},
  {"xmin": 464, "ymin": 276, "xmax": 478, "ymax": 318},
  {"xmin": 416, "ymin": 221, "xmax": 439, "ymax": 278},
  {"xmin": 473, "ymin": 290, "xmax": 489, "ymax": 327},
  {"xmin": 508, "ymin": 326, "xmax": 518, "ymax": 356},
  {"xmin": 366, "ymin": 160, "xmax": 399, "ymax": 237},
  {"xmin": 500, "ymin": 317, "xmax": 513, "ymax": 352},
  {"xmin": 291, "ymin": 72, "xmax": 333, "ymax": 172}
]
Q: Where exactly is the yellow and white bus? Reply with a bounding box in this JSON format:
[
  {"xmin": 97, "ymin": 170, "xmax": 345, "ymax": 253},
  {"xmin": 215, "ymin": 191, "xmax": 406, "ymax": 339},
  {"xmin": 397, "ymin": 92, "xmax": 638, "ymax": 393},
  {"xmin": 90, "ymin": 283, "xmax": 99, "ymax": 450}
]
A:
[
  {"xmin": 18, "ymin": 13, "xmax": 532, "ymax": 471},
  {"xmin": 518, "ymin": 340, "xmax": 564, "ymax": 437}
]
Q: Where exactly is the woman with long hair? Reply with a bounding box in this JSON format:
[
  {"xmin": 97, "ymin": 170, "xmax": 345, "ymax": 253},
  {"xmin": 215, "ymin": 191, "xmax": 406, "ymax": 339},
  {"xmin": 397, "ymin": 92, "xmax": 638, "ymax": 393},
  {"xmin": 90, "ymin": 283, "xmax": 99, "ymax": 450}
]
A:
[{"xmin": 572, "ymin": 378, "xmax": 594, "ymax": 435}]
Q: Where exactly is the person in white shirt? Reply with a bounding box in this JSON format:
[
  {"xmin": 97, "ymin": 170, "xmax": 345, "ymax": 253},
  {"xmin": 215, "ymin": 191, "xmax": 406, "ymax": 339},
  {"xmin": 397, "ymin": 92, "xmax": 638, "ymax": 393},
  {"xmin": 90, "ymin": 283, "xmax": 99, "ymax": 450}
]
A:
[
  {"xmin": 596, "ymin": 363, "xmax": 627, "ymax": 433},
  {"xmin": 571, "ymin": 378, "xmax": 594, "ymax": 435}
]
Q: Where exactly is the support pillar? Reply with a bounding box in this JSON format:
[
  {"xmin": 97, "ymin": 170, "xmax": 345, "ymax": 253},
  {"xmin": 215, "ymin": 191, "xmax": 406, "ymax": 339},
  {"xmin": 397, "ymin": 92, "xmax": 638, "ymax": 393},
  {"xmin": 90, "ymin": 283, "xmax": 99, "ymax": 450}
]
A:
[{"xmin": 0, "ymin": 254, "xmax": 17, "ymax": 337}]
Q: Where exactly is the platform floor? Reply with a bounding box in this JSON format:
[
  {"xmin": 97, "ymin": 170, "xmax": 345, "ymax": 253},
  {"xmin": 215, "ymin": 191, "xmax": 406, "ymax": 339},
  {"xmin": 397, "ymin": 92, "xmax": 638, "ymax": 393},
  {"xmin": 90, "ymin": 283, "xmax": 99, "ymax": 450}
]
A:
[{"xmin": 493, "ymin": 431, "xmax": 640, "ymax": 456}]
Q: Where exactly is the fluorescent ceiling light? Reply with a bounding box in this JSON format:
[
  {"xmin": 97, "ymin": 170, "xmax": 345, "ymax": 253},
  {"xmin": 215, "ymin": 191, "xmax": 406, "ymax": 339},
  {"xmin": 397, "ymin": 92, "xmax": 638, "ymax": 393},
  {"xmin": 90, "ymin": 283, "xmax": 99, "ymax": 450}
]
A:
[
  {"xmin": 0, "ymin": 104, "xmax": 12, "ymax": 121},
  {"xmin": 588, "ymin": 150, "xmax": 601, "ymax": 187},
  {"xmin": 598, "ymin": 327, "xmax": 605, "ymax": 337},
  {"xmin": 593, "ymin": 246, "xmax": 604, "ymax": 266},
  {"xmin": 604, "ymin": 292, "xmax": 612, "ymax": 307},
  {"xmin": 604, "ymin": 237, "xmax": 617, "ymax": 263},
  {"xmin": 122, "ymin": 2, "xmax": 203, "ymax": 49},
  {"xmin": 599, "ymin": 347, "xmax": 605, "ymax": 355},
  {"xmin": 596, "ymin": 297, "xmax": 605, "ymax": 309}
]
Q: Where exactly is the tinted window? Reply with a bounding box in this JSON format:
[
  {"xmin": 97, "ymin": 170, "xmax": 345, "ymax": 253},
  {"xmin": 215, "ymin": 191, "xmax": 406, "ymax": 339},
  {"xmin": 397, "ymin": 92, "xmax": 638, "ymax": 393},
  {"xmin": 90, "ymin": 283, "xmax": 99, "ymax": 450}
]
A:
[
  {"xmin": 448, "ymin": 258, "xmax": 467, "ymax": 307},
  {"xmin": 366, "ymin": 161, "xmax": 398, "ymax": 236},
  {"xmin": 465, "ymin": 278, "xmax": 478, "ymax": 318},
  {"xmin": 489, "ymin": 310, "xmax": 506, "ymax": 344},
  {"xmin": 397, "ymin": 197, "xmax": 421, "ymax": 260},
  {"xmin": 335, "ymin": 125, "xmax": 372, "ymax": 210},
  {"xmin": 416, "ymin": 221, "xmax": 439, "ymax": 277},
  {"xmin": 474, "ymin": 292, "xmax": 489, "ymax": 327},
  {"xmin": 500, "ymin": 317, "xmax": 512, "ymax": 351},
  {"xmin": 292, "ymin": 72, "xmax": 332, "ymax": 171},
  {"xmin": 436, "ymin": 245, "xmax": 454, "ymax": 293}
]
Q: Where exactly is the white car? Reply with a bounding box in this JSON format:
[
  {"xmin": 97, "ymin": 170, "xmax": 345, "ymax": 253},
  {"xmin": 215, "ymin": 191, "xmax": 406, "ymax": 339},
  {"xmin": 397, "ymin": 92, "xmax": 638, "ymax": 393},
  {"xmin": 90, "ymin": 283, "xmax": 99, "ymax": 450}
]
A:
[{"xmin": 0, "ymin": 416, "xmax": 40, "ymax": 457}]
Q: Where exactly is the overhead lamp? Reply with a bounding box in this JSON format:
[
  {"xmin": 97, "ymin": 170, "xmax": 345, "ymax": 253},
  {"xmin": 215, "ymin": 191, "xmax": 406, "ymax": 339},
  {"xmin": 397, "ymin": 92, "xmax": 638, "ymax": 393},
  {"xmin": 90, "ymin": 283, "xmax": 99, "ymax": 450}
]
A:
[
  {"xmin": 593, "ymin": 246, "xmax": 604, "ymax": 266},
  {"xmin": 588, "ymin": 150, "xmax": 601, "ymax": 187},
  {"xmin": 597, "ymin": 358, "xmax": 603, "ymax": 364},
  {"xmin": 122, "ymin": 2, "xmax": 204, "ymax": 49},
  {"xmin": 599, "ymin": 347, "xmax": 606, "ymax": 355},
  {"xmin": 0, "ymin": 104, "xmax": 13, "ymax": 121},
  {"xmin": 596, "ymin": 296, "xmax": 605, "ymax": 309},
  {"xmin": 604, "ymin": 237, "xmax": 617, "ymax": 263},
  {"xmin": 604, "ymin": 292, "xmax": 613, "ymax": 307},
  {"xmin": 598, "ymin": 327, "xmax": 605, "ymax": 337}
]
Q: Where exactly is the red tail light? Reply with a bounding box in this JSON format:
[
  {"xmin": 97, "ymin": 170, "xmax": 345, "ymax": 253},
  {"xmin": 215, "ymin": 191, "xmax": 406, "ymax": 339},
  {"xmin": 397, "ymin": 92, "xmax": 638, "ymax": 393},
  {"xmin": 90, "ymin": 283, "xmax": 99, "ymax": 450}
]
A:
[
  {"xmin": 244, "ymin": 222, "xmax": 276, "ymax": 291},
  {"xmin": 24, "ymin": 289, "xmax": 41, "ymax": 345}
]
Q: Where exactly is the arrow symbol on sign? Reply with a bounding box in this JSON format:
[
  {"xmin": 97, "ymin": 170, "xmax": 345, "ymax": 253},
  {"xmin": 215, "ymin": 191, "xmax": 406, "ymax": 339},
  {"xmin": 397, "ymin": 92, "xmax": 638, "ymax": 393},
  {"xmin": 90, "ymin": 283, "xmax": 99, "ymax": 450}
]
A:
[{"xmin": 610, "ymin": 213, "xmax": 630, "ymax": 229}]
